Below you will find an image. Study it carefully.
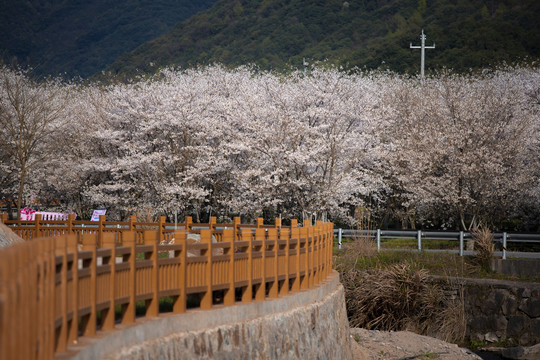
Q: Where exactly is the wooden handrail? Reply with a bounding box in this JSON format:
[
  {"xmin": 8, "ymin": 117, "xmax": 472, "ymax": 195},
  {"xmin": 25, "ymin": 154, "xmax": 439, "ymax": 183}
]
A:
[
  {"xmin": 0, "ymin": 217, "xmax": 334, "ymax": 359},
  {"xmin": 0, "ymin": 215, "xmax": 305, "ymax": 243}
]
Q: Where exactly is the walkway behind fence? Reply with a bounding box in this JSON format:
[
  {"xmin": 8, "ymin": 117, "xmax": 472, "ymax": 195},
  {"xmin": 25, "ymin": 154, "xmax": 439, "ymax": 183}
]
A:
[{"xmin": 0, "ymin": 215, "xmax": 333, "ymax": 360}]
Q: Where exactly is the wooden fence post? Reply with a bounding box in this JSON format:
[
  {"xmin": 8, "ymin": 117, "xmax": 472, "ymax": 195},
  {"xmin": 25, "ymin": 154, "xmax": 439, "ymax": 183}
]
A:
[
  {"xmin": 129, "ymin": 215, "xmax": 136, "ymax": 231},
  {"xmin": 0, "ymin": 213, "xmax": 7, "ymax": 224},
  {"xmin": 328, "ymin": 222, "xmax": 334, "ymax": 276},
  {"xmin": 291, "ymin": 227, "xmax": 300, "ymax": 292},
  {"xmin": 223, "ymin": 229, "xmax": 235, "ymax": 306},
  {"xmin": 158, "ymin": 216, "xmax": 165, "ymax": 245},
  {"xmin": 55, "ymin": 236, "xmax": 68, "ymax": 352},
  {"xmin": 35, "ymin": 239, "xmax": 48, "ymax": 359},
  {"xmin": 267, "ymin": 228, "xmax": 279, "ymax": 298},
  {"xmin": 300, "ymin": 227, "xmax": 309, "ymax": 290},
  {"xmin": 308, "ymin": 226, "xmax": 314, "ymax": 288},
  {"xmin": 45, "ymin": 237, "xmax": 56, "ymax": 358},
  {"xmin": 320, "ymin": 223, "xmax": 325, "ymax": 277},
  {"xmin": 19, "ymin": 242, "xmax": 31, "ymax": 359},
  {"xmin": 241, "ymin": 228, "xmax": 253, "ymax": 303},
  {"xmin": 35, "ymin": 213, "xmax": 42, "ymax": 239},
  {"xmin": 144, "ymin": 230, "xmax": 159, "ymax": 317},
  {"xmin": 315, "ymin": 224, "xmax": 321, "ymax": 284},
  {"xmin": 98, "ymin": 214, "xmax": 105, "ymax": 247},
  {"xmin": 173, "ymin": 230, "xmax": 187, "ymax": 314},
  {"xmin": 80, "ymin": 234, "xmax": 97, "ymax": 337},
  {"xmin": 254, "ymin": 228, "xmax": 266, "ymax": 301},
  {"xmin": 233, "ymin": 217, "xmax": 241, "ymax": 241},
  {"xmin": 67, "ymin": 234, "xmax": 79, "ymax": 345},
  {"xmin": 279, "ymin": 225, "xmax": 289, "ymax": 295},
  {"xmin": 67, "ymin": 213, "xmax": 75, "ymax": 235},
  {"xmin": 185, "ymin": 216, "xmax": 193, "ymax": 232},
  {"xmin": 122, "ymin": 231, "xmax": 136, "ymax": 325},
  {"xmin": 28, "ymin": 242, "xmax": 38, "ymax": 357},
  {"xmin": 102, "ymin": 232, "xmax": 117, "ymax": 329},
  {"xmin": 200, "ymin": 229, "xmax": 213, "ymax": 309},
  {"xmin": 209, "ymin": 216, "xmax": 217, "ymax": 230},
  {"xmin": 0, "ymin": 245, "xmax": 9, "ymax": 360}
]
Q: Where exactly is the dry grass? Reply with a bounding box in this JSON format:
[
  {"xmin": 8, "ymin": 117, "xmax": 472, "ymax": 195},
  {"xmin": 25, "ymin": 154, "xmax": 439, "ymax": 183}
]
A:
[
  {"xmin": 471, "ymin": 226, "xmax": 495, "ymax": 271},
  {"xmin": 432, "ymin": 281, "xmax": 467, "ymax": 342},
  {"xmin": 342, "ymin": 264, "xmax": 434, "ymax": 330},
  {"xmin": 336, "ymin": 211, "xmax": 468, "ymax": 343},
  {"xmin": 335, "ymin": 233, "xmax": 377, "ymax": 271},
  {"xmin": 340, "ymin": 261, "xmax": 466, "ymax": 343},
  {"xmin": 334, "ymin": 207, "xmax": 377, "ymax": 270}
]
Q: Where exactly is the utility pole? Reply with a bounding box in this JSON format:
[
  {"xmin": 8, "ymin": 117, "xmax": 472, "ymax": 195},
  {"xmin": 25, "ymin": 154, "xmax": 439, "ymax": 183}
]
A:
[{"xmin": 410, "ymin": 29, "xmax": 435, "ymax": 79}]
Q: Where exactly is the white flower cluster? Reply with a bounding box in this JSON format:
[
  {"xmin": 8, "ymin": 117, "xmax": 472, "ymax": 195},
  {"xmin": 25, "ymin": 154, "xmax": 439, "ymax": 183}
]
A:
[{"xmin": 1, "ymin": 64, "xmax": 538, "ymax": 229}]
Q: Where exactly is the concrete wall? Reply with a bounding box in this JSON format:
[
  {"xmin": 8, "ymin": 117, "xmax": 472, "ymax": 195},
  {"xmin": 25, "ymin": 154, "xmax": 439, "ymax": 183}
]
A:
[
  {"xmin": 491, "ymin": 259, "xmax": 540, "ymax": 280},
  {"xmin": 58, "ymin": 271, "xmax": 352, "ymax": 360}
]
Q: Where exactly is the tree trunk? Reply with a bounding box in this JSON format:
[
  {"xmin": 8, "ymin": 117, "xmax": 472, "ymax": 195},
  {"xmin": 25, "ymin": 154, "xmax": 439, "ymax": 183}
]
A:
[{"xmin": 16, "ymin": 165, "xmax": 26, "ymax": 220}]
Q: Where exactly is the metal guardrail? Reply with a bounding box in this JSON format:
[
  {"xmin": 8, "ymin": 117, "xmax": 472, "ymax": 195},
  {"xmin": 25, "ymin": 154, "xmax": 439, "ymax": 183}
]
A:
[{"xmin": 334, "ymin": 229, "xmax": 540, "ymax": 260}]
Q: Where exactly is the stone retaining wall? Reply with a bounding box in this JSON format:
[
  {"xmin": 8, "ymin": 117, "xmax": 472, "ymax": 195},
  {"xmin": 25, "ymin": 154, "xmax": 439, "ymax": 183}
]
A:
[
  {"xmin": 437, "ymin": 277, "xmax": 540, "ymax": 346},
  {"xmin": 57, "ymin": 271, "xmax": 352, "ymax": 360}
]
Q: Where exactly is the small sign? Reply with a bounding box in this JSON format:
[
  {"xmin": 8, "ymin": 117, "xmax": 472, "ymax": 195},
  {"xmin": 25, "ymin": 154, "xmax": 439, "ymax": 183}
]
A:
[{"xmin": 90, "ymin": 209, "xmax": 106, "ymax": 221}]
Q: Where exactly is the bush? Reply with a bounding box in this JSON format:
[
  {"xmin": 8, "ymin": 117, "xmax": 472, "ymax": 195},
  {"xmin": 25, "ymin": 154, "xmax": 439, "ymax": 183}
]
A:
[
  {"xmin": 471, "ymin": 226, "xmax": 495, "ymax": 271},
  {"xmin": 340, "ymin": 262, "xmax": 466, "ymax": 342}
]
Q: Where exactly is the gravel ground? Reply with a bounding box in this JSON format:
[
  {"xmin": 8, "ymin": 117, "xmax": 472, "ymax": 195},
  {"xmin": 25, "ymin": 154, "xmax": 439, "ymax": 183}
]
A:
[{"xmin": 350, "ymin": 328, "xmax": 483, "ymax": 360}]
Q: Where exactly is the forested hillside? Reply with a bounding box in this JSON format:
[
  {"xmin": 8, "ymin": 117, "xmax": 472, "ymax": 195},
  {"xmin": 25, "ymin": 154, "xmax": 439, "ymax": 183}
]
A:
[
  {"xmin": 0, "ymin": 0, "xmax": 217, "ymax": 78},
  {"xmin": 109, "ymin": 0, "xmax": 540, "ymax": 76}
]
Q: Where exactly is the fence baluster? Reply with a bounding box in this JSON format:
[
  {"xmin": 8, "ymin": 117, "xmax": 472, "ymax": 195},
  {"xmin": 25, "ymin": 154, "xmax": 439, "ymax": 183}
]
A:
[
  {"xmin": 200, "ymin": 229, "xmax": 213, "ymax": 309},
  {"xmin": 242, "ymin": 228, "xmax": 253, "ymax": 302},
  {"xmin": 291, "ymin": 226, "xmax": 300, "ymax": 292},
  {"xmin": 173, "ymin": 230, "xmax": 187, "ymax": 314},
  {"xmin": 280, "ymin": 225, "xmax": 289, "ymax": 295},
  {"xmin": 255, "ymin": 228, "xmax": 266, "ymax": 300},
  {"xmin": 55, "ymin": 236, "xmax": 68, "ymax": 352},
  {"xmin": 223, "ymin": 229, "xmax": 235, "ymax": 305},
  {"xmin": 123, "ymin": 231, "xmax": 136, "ymax": 324},
  {"xmin": 102, "ymin": 233, "xmax": 116, "ymax": 329},
  {"xmin": 267, "ymin": 228, "xmax": 278, "ymax": 298},
  {"xmin": 67, "ymin": 234, "xmax": 79, "ymax": 345}
]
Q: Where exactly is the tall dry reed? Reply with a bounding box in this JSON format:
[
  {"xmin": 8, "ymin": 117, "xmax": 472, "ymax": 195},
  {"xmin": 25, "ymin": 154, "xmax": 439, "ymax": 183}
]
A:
[{"xmin": 471, "ymin": 226, "xmax": 495, "ymax": 271}]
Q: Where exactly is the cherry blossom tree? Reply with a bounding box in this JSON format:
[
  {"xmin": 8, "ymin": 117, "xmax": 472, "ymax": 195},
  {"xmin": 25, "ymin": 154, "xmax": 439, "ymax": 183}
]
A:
[
  {"xmin": 1, "ymin": 64, "xmax": 537, "ymax": 229},
  {"xmin": 226, "ymin": 67, "xmax": 385, "ymax": 223},
  {"xmin": 383, "ymin": 66, "xmax": 540, "ymax": 230},
  {"xmin": 0, "ymin": 66, "xmax": 72, "ymax": 218}
]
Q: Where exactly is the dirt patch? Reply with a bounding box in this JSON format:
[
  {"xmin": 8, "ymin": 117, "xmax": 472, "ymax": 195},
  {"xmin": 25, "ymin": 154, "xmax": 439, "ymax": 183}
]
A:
[{"xmin": 350, "ymin": 328, "xmax": 482, "ymax": 360}]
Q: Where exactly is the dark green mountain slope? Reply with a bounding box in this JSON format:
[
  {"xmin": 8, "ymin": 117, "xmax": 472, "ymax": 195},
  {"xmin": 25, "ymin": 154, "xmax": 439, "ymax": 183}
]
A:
[
  {"xmin": 109, "ymin": 0, "xmax": 540, "ymax": 76},
  {"xmin": 0, "ymin": 0, "xmax": 218, "ymax": 78}
]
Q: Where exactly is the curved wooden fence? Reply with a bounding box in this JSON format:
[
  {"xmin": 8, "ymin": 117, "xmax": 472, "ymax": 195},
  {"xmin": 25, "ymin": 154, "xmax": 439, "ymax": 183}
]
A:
[{"xmin": 0, "ymin": 215, "xmax": 333, "ymax": 360}]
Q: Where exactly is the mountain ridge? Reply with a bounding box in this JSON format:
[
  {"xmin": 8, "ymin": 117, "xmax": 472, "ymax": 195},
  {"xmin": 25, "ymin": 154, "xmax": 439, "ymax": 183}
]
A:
[
  {"xmin": 0, "ymin": 0, "xmax": 218, "ymax": 78},
  {"xmin": 108, "ymin": 0, "xmax": 540, "ymax": 77},
  {"xmin": 1, "ymin": 0, "xmax": 538, "ymax": 78}
]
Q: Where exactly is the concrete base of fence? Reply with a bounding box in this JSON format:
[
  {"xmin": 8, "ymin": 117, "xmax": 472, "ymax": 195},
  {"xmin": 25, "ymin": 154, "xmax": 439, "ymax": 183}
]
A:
[{"xmin": 56, "ymin": 271, "xmax": 353, "ymax": 360}]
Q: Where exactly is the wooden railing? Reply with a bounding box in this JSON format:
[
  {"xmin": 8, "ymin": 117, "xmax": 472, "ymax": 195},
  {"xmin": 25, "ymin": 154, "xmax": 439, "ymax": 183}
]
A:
[
  {"xmin": 2, "ymin": 213, "xmax": 197, "ymax": 244},
  {"xmin": 0, "ymin": 215, "xmax": 333, "ymax": 360}
]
